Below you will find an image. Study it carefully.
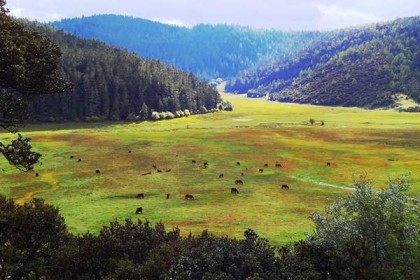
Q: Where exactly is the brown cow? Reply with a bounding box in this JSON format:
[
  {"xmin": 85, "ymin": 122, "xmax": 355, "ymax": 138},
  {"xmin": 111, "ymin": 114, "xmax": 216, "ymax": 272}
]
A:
[
  {"xmin": 281, "ymin": 184, "xmax": 289, "ymax": 190},
  {"xmin": 153, "ymin": 164, "xmax": 157, "ymax": 169},
  {"xmin": 264, "ymin": 163, "xmax": 268, "ymax": 167},
  {"xmin": 135, "ymin": 207, "xmax": 143, "ymax": 214},
  {"xmin": 231, "ymin": 188, "xmax": 239, "ymax": 194},
  {"xmin": 258, "ymin": 169, "xmax": 263, "ymax": 173},
  {"xmin": 219, "ymin": 173, "xmax": 224, "ymax": 178},
  {"xmin": 235, "ymin": 179, "xmax": 244, "ymax": 185},
  {"xmin": 166, "ymin": 169, "xmax": 172, "ymax": 172},
  {"xmin": 241, "ymin": 172, "xmax": 244, "ymax": 176},
  {"xmin": 275, "ymin": 162, "xmax": 282, "ymax": 168},
  {"xmin": 185, "ymin": 194, "xmax": 195, "ymax": 200},
  {"xmin": 137, "ymin": 193, "xmax": 144, "ymax": 199}
]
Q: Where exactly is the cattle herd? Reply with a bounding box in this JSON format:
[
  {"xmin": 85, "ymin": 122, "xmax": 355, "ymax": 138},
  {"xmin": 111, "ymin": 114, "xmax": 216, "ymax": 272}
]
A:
[
  {"xmin": 24, "ymin": 150, "xmax": 333, "ymax": 216},
  {"xmin": 133, "ymin": 158, "xmax": 305, "ymax": 215}
]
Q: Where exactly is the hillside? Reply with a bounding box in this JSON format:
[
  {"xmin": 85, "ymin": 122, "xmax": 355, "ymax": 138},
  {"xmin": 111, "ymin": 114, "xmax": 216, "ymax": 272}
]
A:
[
  {"xmin": 50, "ymin": 15, "xmax": 328, "ymax": 79},
  {"xmin": 24, "ymin": 22, "xmax": 220, "ymax": 122},
  {"xmin": 226, "ymin": 17, "xmax": 420, "ymax": 108}
]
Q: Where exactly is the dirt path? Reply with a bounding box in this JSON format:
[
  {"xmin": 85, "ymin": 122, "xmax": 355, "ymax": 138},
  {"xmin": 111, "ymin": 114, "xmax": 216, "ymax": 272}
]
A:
[
  {"xmin": 16, "ymin": 172, "xmax": 60, "ymax": 204},
  {"xmin": 290, "ymin": 176, "xmax": 355, "ymax": 191}
]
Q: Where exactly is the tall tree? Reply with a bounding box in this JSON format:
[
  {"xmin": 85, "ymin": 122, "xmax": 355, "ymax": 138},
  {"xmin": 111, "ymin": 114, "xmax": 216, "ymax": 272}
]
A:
[{"xmin": 0, "ymin": 0, "xmax": 70, "ymax": 170}]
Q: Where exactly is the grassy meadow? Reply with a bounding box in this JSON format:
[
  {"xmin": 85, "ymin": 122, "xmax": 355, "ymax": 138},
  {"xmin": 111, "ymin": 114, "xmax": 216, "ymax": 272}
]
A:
[{"xmin": 1, "ymin": 91, "xmax": 419, "ymax": 245}]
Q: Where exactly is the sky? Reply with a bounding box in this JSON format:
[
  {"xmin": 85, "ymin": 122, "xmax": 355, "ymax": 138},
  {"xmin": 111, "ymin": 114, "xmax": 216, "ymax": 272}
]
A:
[{"xmin": 7, "ymin": 0, "xmax": 420, "ymax": 30}]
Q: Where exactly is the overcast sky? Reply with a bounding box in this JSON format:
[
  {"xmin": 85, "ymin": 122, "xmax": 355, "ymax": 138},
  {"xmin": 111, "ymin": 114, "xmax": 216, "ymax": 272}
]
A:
[{"xmin": 7, "ymin": 0, "xmax": 420, "ymax": 30}]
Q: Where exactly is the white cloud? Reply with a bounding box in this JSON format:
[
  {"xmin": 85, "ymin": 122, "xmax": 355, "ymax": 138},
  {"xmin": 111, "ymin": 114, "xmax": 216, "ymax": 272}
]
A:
[{"xmin": 317, "ymin": 4, "xmax": 381, "ymax": 30}]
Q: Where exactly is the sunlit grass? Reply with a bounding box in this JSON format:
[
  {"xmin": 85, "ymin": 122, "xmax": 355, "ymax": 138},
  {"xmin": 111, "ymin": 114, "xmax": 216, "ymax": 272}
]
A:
[{"xmin": 0, "ymin": 91, "xmax": 419, "ymax": 245}]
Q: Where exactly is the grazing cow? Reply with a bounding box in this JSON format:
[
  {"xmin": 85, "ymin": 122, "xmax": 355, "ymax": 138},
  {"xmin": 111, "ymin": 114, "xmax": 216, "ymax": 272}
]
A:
[
  {"xmin": 137, "ymin": 193, "xmax": 144, "ymax": 199},
  {"xmin": 35, "ymin": 173, "xmax": 39, "ymax": 177},
  {"xmin": 192, "ymin": 160, "xmax": 196, "ymax": 164},
  {"xmin": 236, "ymin": 161, "xmax": 240, "ymax": 166},
  {"xmin": 235, "ymin": 179, "xmax": 244, "ymax": 185},
  {"xmin": 166, "ymin": 193, "xmax": 170, "ymax": 199},
  {"xmin": 275, "ymin": 162, "xmax": 282, "ymax": 168},
  {"xmin": 281, "ymin": 184, "xmax": 289, "ymax": 190},
  {"xmin": 264, "ymin": 163, "xmax": 268, "ymax": 167},
  {"xmin": 241, "ymin": 172, "xmax": 244, "ymax": 176},
  {"xmin": 96, "ymin": 169, "xmax": 100, "ymax": 174},
  {"xmin": 157, "ymin": 169, "xmax": 163, "ymax": 173},
  {"xmin": 135, "ymin": 207, "xmax": 143, "ymax": 214},
  {"xmin": 152, "ymin": 164, "xmax": 157, "ymax": 169},
  {"xmin": 231, "ymin": 188, "xmax": 239, "ymax": 194},
  {"xmin": 258, "ymin": 169, "xmax": 264, "ymax": 173},
  {"xmin": 326, "ymin": 162, "xmax": 331, "ymax": 167},
  {"xmin": 128, "ymin": 150, "xmax": 132, "ymax": 153},
  {"xmin": 204, "ymin": 162, "xmax": 209, "ymax": 166},
  {"xmin": 70, "ymin": 155, "xmax": 74, "ymax": 159},
  {"xmin": 166, "ymin": 169, "xmax": 172, "ymax": 172},
  {"xmin": 185, "ymin": 194, "xmax": 195, "ymax": 200},
  {"xmin": 78, "ymin": 158, "xmax": 82, "ymax": 162},
  {"xmin": 219, "ymin": 173, "xmax": 224, "ymax": 178}
]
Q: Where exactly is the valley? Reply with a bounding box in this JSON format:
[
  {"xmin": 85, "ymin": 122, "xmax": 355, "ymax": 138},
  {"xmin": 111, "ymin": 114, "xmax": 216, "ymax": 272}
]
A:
[{"xmin": 1, "ymin": 91, "xmax": 419, "ymax": 245}]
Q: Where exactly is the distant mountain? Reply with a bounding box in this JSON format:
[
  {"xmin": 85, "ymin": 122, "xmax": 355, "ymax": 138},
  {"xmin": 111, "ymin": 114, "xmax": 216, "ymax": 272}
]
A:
[
  {"xmin": 24, "ymin": 21, "xmax": 220, "ymax": 122},
  {"xmin": 50, "ymin": 15, "xmax": 328, "ymax": 80},
  {"xmin": 226, "ymin": 17, "xmax": 420, "ymax": 108}
]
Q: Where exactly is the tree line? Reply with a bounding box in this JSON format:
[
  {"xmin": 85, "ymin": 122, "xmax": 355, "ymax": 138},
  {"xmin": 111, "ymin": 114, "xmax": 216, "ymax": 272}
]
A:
[
  {"xmin": 26, "ymin": 22, "xmax": 221, "ymax": 122},
  {"xmin": 226, "ymin": 16, "xmax": 420, "ymax": 109}
]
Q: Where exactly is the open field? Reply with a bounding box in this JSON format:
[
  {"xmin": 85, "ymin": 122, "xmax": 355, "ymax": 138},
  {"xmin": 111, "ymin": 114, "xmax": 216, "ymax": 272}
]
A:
[{"xmin": 1, "ymin": 91, "xmax": 419, "ymax": 245}]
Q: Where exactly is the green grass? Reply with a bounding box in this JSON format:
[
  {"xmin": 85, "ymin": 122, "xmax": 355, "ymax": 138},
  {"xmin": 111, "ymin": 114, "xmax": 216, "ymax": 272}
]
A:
[{"xmin": 0, "ymin": 92, "xmax": 419, "ymax": 245}]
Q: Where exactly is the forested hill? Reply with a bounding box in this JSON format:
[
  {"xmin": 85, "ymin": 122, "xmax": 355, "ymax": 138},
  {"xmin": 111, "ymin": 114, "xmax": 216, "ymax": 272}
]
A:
[
  {"xmin": 226, "ymin": 17, "xmax": 420, "ymax": 108},
  {"xmin": 50, "ymin": 15, "xmax": 327, "ymax": 80},
  {"xmin": 26, "ymin": 22, "xmax": 220, "ymax": 122}
]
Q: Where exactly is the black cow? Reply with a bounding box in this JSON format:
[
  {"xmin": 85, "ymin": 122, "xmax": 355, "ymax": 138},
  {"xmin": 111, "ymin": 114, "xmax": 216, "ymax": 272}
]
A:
[
  {"xmin": 135, "ymin": 207, "xmax": 143, "ymax": 214},
  {"xmin": 192, "ymin": 160, "xmax": 196, "ymax": 164},
  {"xmin": 275, "ymin": 162, "xmax": 282, "ymax": 168},
  {"xmin": 236, "ymin": 161, "xmax": 241, "ymax": 166},
  {"xmin": 231, "ymin": 188, "xmax": 239, "ymax": 194},
  {"xmin": 235, "ymin": 179, "xmax": 244, "ymax": 185},
  {"xmin": 326, "ymin": 162, "xmax": 331, "ymax": 166},
  {"xmin": 166, "ymin": 193, "xmax": 170, "ymax": 199},
  {"xmin": 137, "ymin": 193, "xmax": 144, "ymax": 199},
  {"xmin": 166, "ymin": 169, "xmax": 172, "ymax": 172},
  {"xmin": 219, "ymin": 173, "xmax": 224, "ymax": 178},
  {"xmin": 70, "ymin": 155, "xmax": 74, "ymax": 159},
  {"xmin": 185, "ymin": 194, "xmax": 195, "ymax": 200},
  {"xmin": 241, "ymin": 172, "xmax": 244, "ymax": 176},
  {"xmin": 78, "ymin": 158, "xmax": 82, "ymax": 162},
  {"xmin": 258, "ymin": 169, "xmax": 263, "ymax": 173},
  {"xmin": 157, "ymin": 169, "xmax": 163, "ymax": 173},
  {"xmin": 281, "ymin": 184, "xmax": 289, "ymax": 190},
  {"xmin": 35, "ymin": 173, "xmax": 39, "ymax": 177},
  {"xmin": 96, "ymin": 169, "xmax": 100, "ymax": 174}
]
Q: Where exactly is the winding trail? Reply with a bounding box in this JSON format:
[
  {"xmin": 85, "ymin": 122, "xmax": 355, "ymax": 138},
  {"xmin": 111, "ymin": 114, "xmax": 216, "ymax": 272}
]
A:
[
  {"xmin": 290, "ymin": 175, "xmax": 355, "ymax": 191},
  {"xmin": 16, "ymin": 172, "xmax": 60, "ymax": 204}
]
